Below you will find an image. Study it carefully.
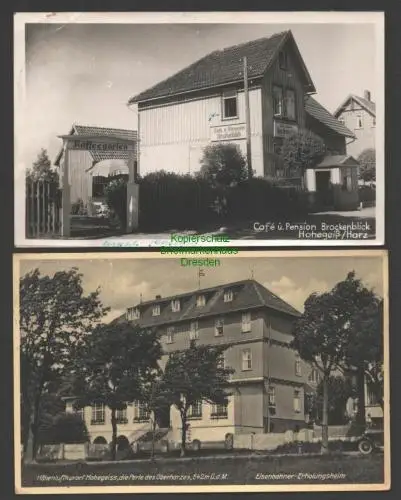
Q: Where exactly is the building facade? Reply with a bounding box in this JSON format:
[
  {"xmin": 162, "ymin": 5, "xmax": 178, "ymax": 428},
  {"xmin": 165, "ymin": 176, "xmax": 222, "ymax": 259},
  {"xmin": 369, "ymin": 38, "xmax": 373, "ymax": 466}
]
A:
[
  {"xmin": 66, "ymin": 279, "xmax": 312, "ymax": 446},
  {"xmin": 333, "ymin": 90, "xmax": 376, "ymax": 159}
]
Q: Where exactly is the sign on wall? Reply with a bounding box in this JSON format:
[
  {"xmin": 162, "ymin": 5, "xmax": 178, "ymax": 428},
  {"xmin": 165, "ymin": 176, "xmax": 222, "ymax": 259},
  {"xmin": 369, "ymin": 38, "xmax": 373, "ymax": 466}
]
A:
[
  {"xmin": 210, "ymin": 123, "xmax": 246, "ymax": 142},
  {"xmin": 274, "ymin": 120, "xmax": 298, "ymax": 138},
  {"xmin": 69, "ymin": 139, "xmax": 136, "ymax": 152}
]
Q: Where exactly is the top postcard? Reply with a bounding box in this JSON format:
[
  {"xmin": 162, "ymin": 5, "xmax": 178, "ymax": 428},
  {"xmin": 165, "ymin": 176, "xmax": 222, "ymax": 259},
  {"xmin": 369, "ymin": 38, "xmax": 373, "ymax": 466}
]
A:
[{"xmin": 14, "ymin": 11, "xmax": 385, "ymax": 247}]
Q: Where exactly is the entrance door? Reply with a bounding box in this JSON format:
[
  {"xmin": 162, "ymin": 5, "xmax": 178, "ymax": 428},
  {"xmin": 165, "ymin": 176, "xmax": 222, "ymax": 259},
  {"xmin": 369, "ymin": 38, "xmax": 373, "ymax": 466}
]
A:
[
  {"xmin": 155, "ymin": 405, "xmax": 171, "ymax": 429},
  {"xmin": 315, "ymin": 171, "xmax": 333, "ymax": 210}
]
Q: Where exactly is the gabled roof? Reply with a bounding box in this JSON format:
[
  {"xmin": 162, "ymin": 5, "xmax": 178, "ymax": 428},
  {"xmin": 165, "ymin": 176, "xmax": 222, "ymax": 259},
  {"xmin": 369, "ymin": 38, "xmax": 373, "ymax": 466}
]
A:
[
  {"xmin": 333, "ymin": 94, "xmax": 376, "ymax": 118},
  {"xmin": 128, "ymin": 30, "xmax": 315, "ymax": 104},
  {"xmin": 54, "ymin": 124, "xmax": 138, "ymax": 166},
  {"xmin": 113, "ymin": 279, "xmax": 300, "ymax": 328},
  {"xmin": 315, "ymin": 154, "xmax": 359, "ymax": 168},
  {"xmin": 305, "ymin": 96, "xmax": 356, "ymax": 138}
]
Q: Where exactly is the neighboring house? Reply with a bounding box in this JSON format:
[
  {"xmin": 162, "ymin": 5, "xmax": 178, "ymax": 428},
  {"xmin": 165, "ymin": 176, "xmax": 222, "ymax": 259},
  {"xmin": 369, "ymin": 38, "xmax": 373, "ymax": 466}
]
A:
[
  {"xmin": 54, "ymin": 124, "xmax": 138, "ymax": 206},
  {"xmin": 333, "ymin": 90, "xmax": 376, "ymax": 159},
  {"xmin": 66, "ymin": 279, "xmax": 312, "ymax": 445},
  {"xmin": 129, "ymin": 30, "xmax": 358, "ymax": 210}
]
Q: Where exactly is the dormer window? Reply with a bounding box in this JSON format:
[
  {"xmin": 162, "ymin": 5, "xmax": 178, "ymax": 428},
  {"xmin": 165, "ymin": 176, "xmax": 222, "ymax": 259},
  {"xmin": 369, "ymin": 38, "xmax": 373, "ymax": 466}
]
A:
[
  {"xmin": 152, "ymin": 304, "xmax": 160, "ymax": 316},
  {"xmin": 196, "ymin": 295, "xmax": 206, "ymax": 307},
  {"xmin": 171, "ymin": 299, "xmax": 180, "ymax": 312},
  {"xmin": 279, "ymin": 50, "xmax": 288, "ymax": 70},
  {"xmin": 223, "ymin": 290, "xmax": 233, "ymax": 303},
  {"xmin": 222, "ymin": 90, "xmax": 238, "ymax": 119},
  {"xmin": 126, "ymin": 307, "xmax": 140, "ymax": 321}
]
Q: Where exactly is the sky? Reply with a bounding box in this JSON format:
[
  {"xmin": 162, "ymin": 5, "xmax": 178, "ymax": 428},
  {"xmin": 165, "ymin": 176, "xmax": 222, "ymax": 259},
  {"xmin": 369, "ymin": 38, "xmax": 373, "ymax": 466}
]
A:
[
  {"xmin": 21, "ymin": 21, "xmax": 377, "ymax": 170},
  {"xmin": 19, "ymin": 254, "xmax": 384, "ymax": 324}
]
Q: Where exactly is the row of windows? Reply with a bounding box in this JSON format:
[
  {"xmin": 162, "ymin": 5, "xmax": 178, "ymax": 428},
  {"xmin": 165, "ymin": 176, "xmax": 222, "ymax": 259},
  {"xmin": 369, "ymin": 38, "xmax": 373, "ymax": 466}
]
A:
[
  {"xmin": 82, "ymin": 402, "xmax": 150, "ymax": 425},
  {"xmin": 126, "ymin": 291, "xmax": 234, "ymax": 321},
  {"xmin": 165, "ymin": 312, "xmax": 252, "ymax": 344},
  {"xmin": 338, "ymin": 114, "xmax": 376, "ymax": 129},
  {"xmin": 187, "ymin": 401, "xmax": 229, "ymax": 419}
]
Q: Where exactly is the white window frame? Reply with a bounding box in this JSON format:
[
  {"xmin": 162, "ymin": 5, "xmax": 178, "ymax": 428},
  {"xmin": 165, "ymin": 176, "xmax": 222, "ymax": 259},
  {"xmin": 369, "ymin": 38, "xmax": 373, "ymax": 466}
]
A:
[
  {"xmin": 293, "ymin": 390, "xmax": 301, "ymax": 413},
  {"xmin": 133, "ymin": 401, "xmax": 150, "ymax": 422},
  {"xmin": 242, "ymin": 348, "xmax": 252, "ymax": 371},
  {"xmin": 308, "ymin": 368, "xmax": 320, "ymax": 384},
  {"xmin": 189, "ymin": 321, "xmax": 199, "ymax": 340},
  {"xmin": 211, "ymin": 402, "xmax": 228, "ymax": 419},
  {"xmin": 152, "ymin": 304, "xmax": 160, "ymax": 316},
  {"xmin": 171, "ymin": 299, "xmax": 180, "ymax": 312},
  {"xmin": 268, "ymin": 386, "xmax": 276, "ymax": 414},
  {"xmin": 223, "ymin": 290, "xmax": 233, "ymax": 302},
  {"xmin": 126, "ymin": 307, "xmax": 140, "ymax": 321},
  {"xmin": 91, "ymin": 403, "xmax": 105, "ymax": 424},
  {"xmin": 355, "ymin": 114, "xmax": 363, "ymax": 129},
  {"xmin": 273, "ymin": 85, "xmax": 283, "ymax": 116},
  {"xmin": 196, "ymin": 295, "xmax": 206, "ymax": 307},
  {"xmin": 241, "ymin": 312, "xmax": 251, "ymax": 333},
  {"xmin": 217, "ymin": 352, "xmax": 225, "ymax": 370},
  {"xmin": 222, "ymin": 90, "xmax": 238, "ymax": 120},
  {"xmin": 285, "ymin": 89, "xmax": 296, "ymax": 120},
  {"xmin": 187, "ymin": 400, "xmax": 202, "ymax": 419},
  {"xmin": 166, "ymin": 326, "xmax": 175, "ymax": 344},
  {"xmin": 214, "ymin": 318, "xmax": 224, "ymax": 336},
  {"xmin": 75, "ymin": 407, "xmax": 85, "ymax": 420},
  {"xmin": 115, "ymin": 407, "xmax": 127, "ymax": 424}
]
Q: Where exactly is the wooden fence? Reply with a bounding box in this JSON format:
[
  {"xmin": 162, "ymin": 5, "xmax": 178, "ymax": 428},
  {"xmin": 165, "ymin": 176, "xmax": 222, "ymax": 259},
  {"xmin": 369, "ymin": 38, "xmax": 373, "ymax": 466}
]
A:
[{"xmin": 26, "ymin": 179, "xmax": 61, "ymax": 238}]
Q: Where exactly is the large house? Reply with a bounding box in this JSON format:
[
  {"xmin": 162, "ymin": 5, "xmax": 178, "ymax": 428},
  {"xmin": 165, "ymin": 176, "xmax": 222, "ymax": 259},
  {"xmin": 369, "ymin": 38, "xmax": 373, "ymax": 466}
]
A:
[
  {"xmin": 334, "ymin": 90, "xmax": 376, "ymax": 159},
  {"xmin": 66, "ymin": 279, "xmax": 312, "ymax": 446},
  {"xmin": 129, "ymin": 30, "xmax": 359, "ymax": 210}
]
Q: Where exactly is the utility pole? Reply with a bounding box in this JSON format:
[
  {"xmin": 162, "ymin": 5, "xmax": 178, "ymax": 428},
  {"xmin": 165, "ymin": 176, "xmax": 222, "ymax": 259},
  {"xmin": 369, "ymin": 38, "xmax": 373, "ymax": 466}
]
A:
[{"xmin": 243, "ymin": 56, "xmax": 252, "ymax": 179}]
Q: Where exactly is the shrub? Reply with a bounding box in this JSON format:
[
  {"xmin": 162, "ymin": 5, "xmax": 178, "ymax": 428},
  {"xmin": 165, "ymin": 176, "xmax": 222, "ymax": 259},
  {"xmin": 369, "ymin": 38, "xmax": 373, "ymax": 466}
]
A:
[
  {"xmin": 359, "ymin": 185, "xmax": 376, "ymax": 203},
  {"xmin": 357, "ymin": 148, "xmax": 375, "ymax": 183},
  {"xmin": 71, "ymin": 198, "xmax": 88, "ymax": 216},
  {"xmin": 105, "ymin": 177, "xmax": 127, "ymax": 229},
  {"xmin": 39, "ymin": 413, "xmax": 89, "ymax": 445}
]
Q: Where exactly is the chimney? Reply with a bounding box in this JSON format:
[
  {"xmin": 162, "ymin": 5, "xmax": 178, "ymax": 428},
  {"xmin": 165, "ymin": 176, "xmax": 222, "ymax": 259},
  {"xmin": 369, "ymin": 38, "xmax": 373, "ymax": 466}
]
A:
[
  {"xmin": 155, "ymin": 295, "xmax": 161, "ymax": 299},
  {"xmin": 364, "ymin": 90, "xmax": 371, "ymax": 102}
]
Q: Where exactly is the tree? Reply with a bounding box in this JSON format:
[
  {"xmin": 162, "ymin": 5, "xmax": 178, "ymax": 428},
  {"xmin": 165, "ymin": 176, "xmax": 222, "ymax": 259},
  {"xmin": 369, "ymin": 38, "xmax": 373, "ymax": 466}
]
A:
[
  {"xmin": 357, "ymin": 148, "xmax": 376, "ymax": 183},
  {"xmin": 26, "ymin": 149, "xmax": 59, "ymax": 183},
  {"xmin": 40, "ymin": 413, "xmax": 89, "ymax": 445},
  {"xmin": 279, "ymin": 129, "xmax": 326, "ymax": 187},
  {"xmin": 20, "ymin": 268, "xmax": 109, "ymax": 461},
  {"xmin": 314, "ymin": 376, "xmax": 356, "ymax": 425},
  {"xmin": 198, "ymin": 143, "xmax": 248, "ymax": 189},
  {"xmin": 336, "ymin": 273, "xmax": 383, "ymax": 427},
  {"xmin": 162, "ymin": 341, "xmax": 234, "ymax": 456},
  {"xmin": 73, "ymin": 321, "xmax": 163, "ymax": 461},
  {"xmin": 291, "ymin": 285, "xmax": 353, "ymax": 454}
]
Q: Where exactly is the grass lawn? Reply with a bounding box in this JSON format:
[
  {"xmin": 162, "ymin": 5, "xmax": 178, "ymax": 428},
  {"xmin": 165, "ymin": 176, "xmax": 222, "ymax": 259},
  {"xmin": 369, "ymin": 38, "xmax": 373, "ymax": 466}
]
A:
[{"xmin": 22, "ymin": 452, "xmax": 384, "ymax": 487}]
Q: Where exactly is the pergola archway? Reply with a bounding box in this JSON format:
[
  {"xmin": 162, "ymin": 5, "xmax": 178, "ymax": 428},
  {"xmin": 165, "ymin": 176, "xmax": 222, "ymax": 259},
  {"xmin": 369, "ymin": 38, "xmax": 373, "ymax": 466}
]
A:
[{"xmin": 57, "ymin": 133, "xmax": 139, "ymax": 237}]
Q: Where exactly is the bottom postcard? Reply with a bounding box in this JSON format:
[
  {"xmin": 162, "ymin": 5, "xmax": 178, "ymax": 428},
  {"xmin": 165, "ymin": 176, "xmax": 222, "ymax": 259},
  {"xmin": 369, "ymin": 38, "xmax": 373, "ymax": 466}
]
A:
[{"xmin": 13, "ymin": 250, "xmax": 390, "ymax": 493}]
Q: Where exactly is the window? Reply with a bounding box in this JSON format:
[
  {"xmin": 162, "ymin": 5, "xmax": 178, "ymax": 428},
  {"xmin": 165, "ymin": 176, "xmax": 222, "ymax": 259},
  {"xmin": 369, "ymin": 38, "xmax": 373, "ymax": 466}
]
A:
[
  {"xmin": 196, "ymin": 295, "xmax": 206, "ymax": 307},
  {"xmin": 215, "ymin": 318, "xmax": 224, "ymax": 336},
  {"xmin": 223, "ymin": 290, "xmax": 233, "ymax": 302},
  {"xmin": 273, "ymin": 85, "xmax": 283, "ymax": 116},
  {"xmin": 279, "ymin": 50, "xmax": 288, "ymax": 70},
  {"xmin": 367, "ymin": 388, "xmax": 378, "ymax": 406},
  {"xmin": 211, "ymin": 402, "xmax": 228, "ymax": 419},
  {"xmin": 342, "ymin": 167, "xmax": 353, "ymax": 192},
  {"xmin": 188, "ymin": 400, "xmax": 202, "ymax": 419},
  {"xmin": 356, "ymin": 114, "xmax": 363, "ymax": 129},
  {"xmin": 91, "ymin": 403, "xmax": 105, "ymax": 425},
  {"xmin": 372, "ymin": 116, "xmax": 376, "ymax": 127},
  {"xmin": 152, "ymin": 304, "xmax": 160, "ymax": 316},
  {"xmin": 242, "ymin": 348, "xmax": 252, "ymax": 371},
  {"xmin": 268, "ymin": 386, "xmax": 276, "ymax": 415},
  {"xmin": 222, "ymin": 91, "xmax": 238, "ymax": 119},
  {"xmin": 338, "ymin": 116, "xmax": 345, "ymax": 126},
  {"xmin": 134, "ymin": 401, "xmax": 150, "ymax": 422},
  {"xmin": 171, "ymin": 299, "xmax": 180, "ymax": 312},
  {"xmin": 285, "ymin": 89, "xmax": 296, "ymax": 120},
  {"xmin": 295, "ymin": 354, "xmax": 302, "ymax": 376},
  {"xmin": 293, "ymin": 390, "xmax": 301, "ymax": 413},
  {"xmin": 241, "ymin": 312, "xmax": 251, "ymax": 333},
  {"xmin": 189, "ymin": 321, "xmax": 199, "ymax": 340},
  {"xmin": 217, "ymin": 352, "xmax": 225, "ymax": 369},
  {"xmin": 166, "ymin": 326, "xmax": 174, "ymax": 344},
  {"xmin": 116, "ymin": 407, "xmax": 128, "ymax": 424},
  {"xmin": 126, "ymin": 307, "xmax": 140, "ymax": 321},
  {"xmin": 308, "ymin": 368, "xmax": 321, "ymax": 384}
]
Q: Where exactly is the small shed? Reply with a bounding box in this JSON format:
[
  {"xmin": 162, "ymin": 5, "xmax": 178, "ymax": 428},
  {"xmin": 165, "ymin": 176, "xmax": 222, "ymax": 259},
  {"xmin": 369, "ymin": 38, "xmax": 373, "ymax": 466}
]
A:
[{"xmin": 305, "ymin": 155, "xmax": 360, "ymax": 211}]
